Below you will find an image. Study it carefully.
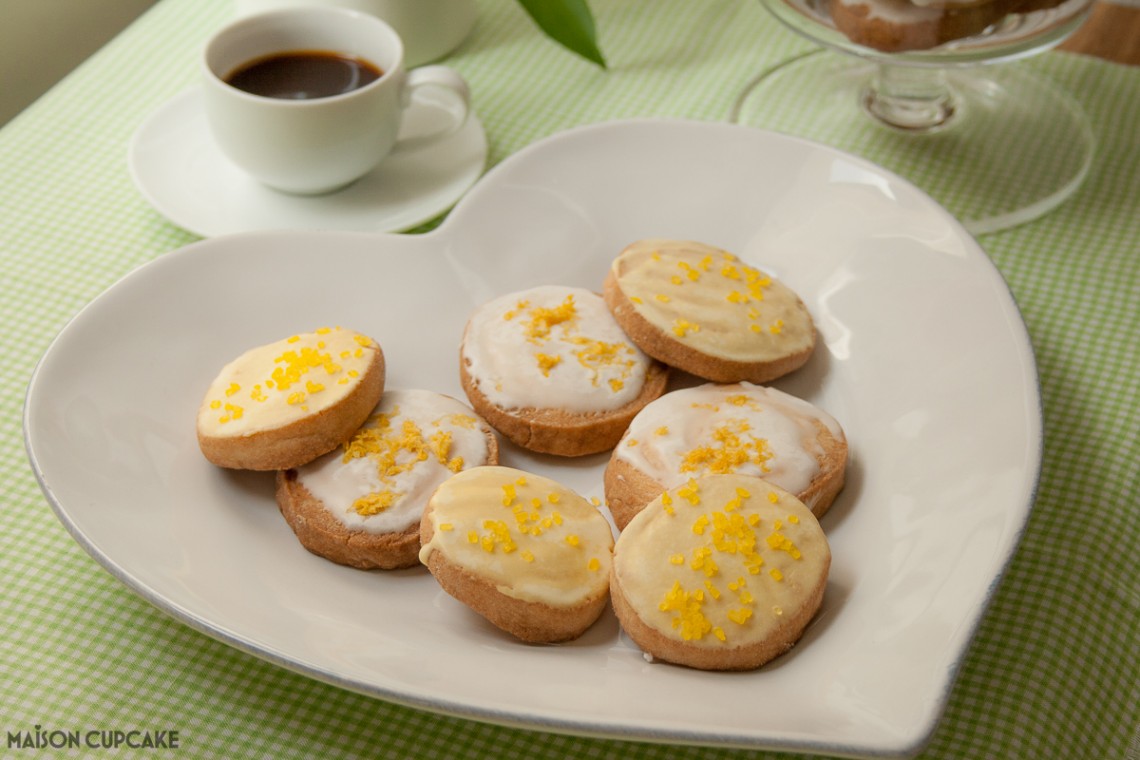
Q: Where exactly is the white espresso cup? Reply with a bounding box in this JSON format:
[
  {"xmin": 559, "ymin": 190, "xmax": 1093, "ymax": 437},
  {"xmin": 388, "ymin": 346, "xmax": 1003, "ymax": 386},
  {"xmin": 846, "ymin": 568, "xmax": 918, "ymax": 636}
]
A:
[{"xmin": 202, "ymin": 6, "xmax": 471, "ymax": 195}]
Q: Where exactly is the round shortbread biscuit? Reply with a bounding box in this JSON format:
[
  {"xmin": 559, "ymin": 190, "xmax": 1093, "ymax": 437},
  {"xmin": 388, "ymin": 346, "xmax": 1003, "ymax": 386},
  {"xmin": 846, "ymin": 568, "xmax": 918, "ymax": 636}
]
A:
[
  {"xmin": 459, "ymin": 285, "xmax": 668, "ymax": 457},
  {"xmin": 197, "ymin": 327, "xmax": 384, "ymax": 471},
  {"xmin": 603, "ymin": 240, "xmax": 815, "ymax": 384},
  {"xmin": 419, "ymin": 465, "xmax": 614, "ymax": 643},
  {"xmin": 276, "ymin": 389, "xmax": 498, "ymax": 570},
  {"xmin": 828, "ymin": 0, "xmax": 1018, "ymax": 52},
  {"xmin": 604, "ymin": 382, "xmax": 846, "ymax": 530},
  {"xmin": 610, "ymin": 474, "xmax": 830, "ymax": 671}
]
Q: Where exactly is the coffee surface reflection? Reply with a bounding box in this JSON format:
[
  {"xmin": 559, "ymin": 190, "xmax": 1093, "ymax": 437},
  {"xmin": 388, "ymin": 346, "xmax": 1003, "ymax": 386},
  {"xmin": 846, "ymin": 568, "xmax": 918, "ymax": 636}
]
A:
[{"xmin": 225, "ymin": 50, "xmax": 383, "ymax": 99}]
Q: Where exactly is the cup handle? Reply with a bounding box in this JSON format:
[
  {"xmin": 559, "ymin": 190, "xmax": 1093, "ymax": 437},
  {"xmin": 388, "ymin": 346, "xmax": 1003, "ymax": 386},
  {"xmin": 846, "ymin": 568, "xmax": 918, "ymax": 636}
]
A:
[{"xmin": 392, "ymin": 65, "xmax": 472, "ymax": 153}]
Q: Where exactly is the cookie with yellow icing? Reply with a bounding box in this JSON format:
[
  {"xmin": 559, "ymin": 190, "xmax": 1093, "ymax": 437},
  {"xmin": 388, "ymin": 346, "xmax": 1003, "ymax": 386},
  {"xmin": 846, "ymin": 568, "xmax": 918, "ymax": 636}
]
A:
[
  {"xmin": 610, "ymin": 474, "xmax": 830, "ymax": 671},
  {"xmin": 603, "ymin": 240, "xmax": 815, "ymax": 384},
  {"xmin": 276, "ymin": 389, "xmax": 498, "ymax": 570},
  {"xmin": 419, "ymin": 465, "xmax": 614, "ymax": 643},
  {"xmin": 197, "ymin": 327, "xmax": 385, "ymax": 470},
  {"xmin": 459, "ymin": 285, "xmax": 669, "ymax": 457},
  {"xmin": 605, "ymin": 382, "xmax": 846, "ymax": 530}
]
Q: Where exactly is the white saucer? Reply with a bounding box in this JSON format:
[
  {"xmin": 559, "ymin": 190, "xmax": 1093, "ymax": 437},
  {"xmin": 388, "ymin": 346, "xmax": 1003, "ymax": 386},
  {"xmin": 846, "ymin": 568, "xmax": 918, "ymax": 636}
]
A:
[{"xmin": 128, "ymin": 88, "xmax": 488, "ymax": 237}]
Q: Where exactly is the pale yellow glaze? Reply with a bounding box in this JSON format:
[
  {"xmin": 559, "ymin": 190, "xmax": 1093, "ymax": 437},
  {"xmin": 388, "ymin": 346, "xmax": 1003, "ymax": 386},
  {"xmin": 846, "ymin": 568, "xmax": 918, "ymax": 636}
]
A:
[
  {"xmin": 612, "ymin": 240, "xmax": 814, "ymax": 363},
  {"xmin": 419, "ymin": 466, "xmax": 613, "ymax": 607},
  {"xmin": 613, "ymin": 474, "xmax": 829, "ymax": 648},
  {"xmin": 197, "ymin": 327, "xmax": 379, "ymax": 438}
]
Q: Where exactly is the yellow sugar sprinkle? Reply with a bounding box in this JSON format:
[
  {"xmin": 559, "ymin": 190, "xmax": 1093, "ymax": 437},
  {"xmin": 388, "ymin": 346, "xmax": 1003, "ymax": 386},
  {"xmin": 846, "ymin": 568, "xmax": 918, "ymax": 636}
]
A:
[
  {"xmin": 726, "ymin": 291, "xmax": 749, "ymax": 304},
  {"xmin": 651, "ymin": 251, "xmax": 662, "ymax": 261},
  {"xmin": 704, "ymin": 580, "xmax": 721, "ymax": 600},
  {"xmin": 316, "ymin": 327, "xmax": 332, "ymax": 335},
  {"xmin": 679, "ymin": 420, "xmax": 771, "ymax": 477},
  {"xmin": 516, "ymin": 476, "xmax": 527, "ymax": 486},
  {"xmin": 654, "ymin": 293, "xmax": 671, "ymax": 303},
  {"xmin": 218, "ymin": 402, "xmax": 243, "ymax": 423},
  {"xmin": 788, "ymin": 514, "xmax": 800, "ymax": 524},
  {"xmin": 439, "ymin": 523, "xmax": 454, "ymax": 531},
  {"xmin": 609, "ymin": 378, "xmax": 625, "ymax": 392},
  {"xmin": 658, "ymin": 581, "xmax": 714, "ymax": 642},
  {"xmin": 721, "ymin": 264, "xmax": 741, "ymax": 279},
  {"xmin": 353, "ymin": 489, "xmax": 397, "ymax": 516},
  {"xmin": 588, "ymin": 557, "xmax": 601, "ymax": 572},
  {"xmin": 669, "ymin": 554, "xmax": 685, "ymax": 565},
  {"xmin": 670, "ymin": 274, "xmax": 684, "ymax": 286},
  {"xmin": 672, "ymin": 319, "xmax": 700, "ymax": 338},
  {"xmin": 590, "ymin": 497, "xmax": 601, "ymax": 507},
  {"xmin": 305, "ymin": 380, "xmax": 324, "ymax": 394},
  {"xmin": 770, "ymin": 568, "xmax": 784, "ymax": 582},
  {"xmin": 774, "ymin": 520, "xmax": 783, "ymax": 530},
  {"xmin": 769, "ymin": 320, "xmax": 784, "ymax": 335},
  {"xmin": 287, "ymin": 392, "xmax": 305, "ymax": 406},
  {"xmin": 250, "ymin": 385, "xmax": 267, "ymax": 402},
  {"xmin": 748, "ymin": 513, "xmax": 761, "ymax": 526},
  {"xmin": 287, "ymin": 335, "xmax": 300, "ymax": 343},
  {"xmin": 523, "ymin": 295, "xmax": 577, "ymax": 341},
  {"xmin": 467, "ymin": 531, "xmax": 478, "ymax": 544},
  {"xmin": 750, "ymin": 324, "xmax": 762, "ymax": 333},
  {"xmin": 689, "ymin": 545, "xmax": 719, "ymax": 577},
  {"xmin": 209, "ymin": 400, "xmax": 221, "ymax": 410},
  {"xmin": 713, "ymin": 627, "xmax": 726, "ymax": 642},
  {"xmin": 692, "ymin": 514, "xmax": 709, "ymax": 535},
  {"xmin": 655, "ymin": 426, "xmax": 669, "ymax": 436},
  {"xmin": 224, "ymin": 382, "xmax": 240, "ymax": 397},
  {"xmin": 768, "ymin": 491, "xmax": 780, "ymax": 503},
  {"xmin": 627, "ymin": 438, "xmax": 639, "ymax": 447},
  {"xmin": 351, "ymin": 333, "xmax": 371, "ymax": 345},
  {"xmin": 766, "ymin": 532, "xmax": 803, "ymax": 559},
  {"xmin": 630, "ymin": 296, "xmax": 643, "ymax": 304},
  {"xmin": 727, "ymin": 608, "xmax": 753, "ymax": 625},
  {"xmin": 535, "ymin": 353, "xmax": 562, "ymax": 376},
  {"xmin": 661, "ymin": 492, "xmax": 673, "ymax": 506},
  {"xmin": 565, "ymin": 534, "xmax": 581, "ymax": 547},
  {"xmin": 747, "ymin": 307, "xmax": 760, "ymax": 320},
  {"xmin": 501, "ymin": 484, "xmax": 516, "ymax": 507},
  {"xmin": 522, "ymin": 550, "xmax": 535, "ymax": 563},
  {"xmin": 547, "ymin": 492, "xmax": 560, "ymax": 504},
  {"xmin": 531, "ymin": 497, "xmax": 542, "ymax": 509},
  {"xmin": 677, "ymin": 479, "xmax": 702, "ymax": 505},
  {"xmin": 551, "ymin": 511, "xmax": 563, "ymax": 525}
]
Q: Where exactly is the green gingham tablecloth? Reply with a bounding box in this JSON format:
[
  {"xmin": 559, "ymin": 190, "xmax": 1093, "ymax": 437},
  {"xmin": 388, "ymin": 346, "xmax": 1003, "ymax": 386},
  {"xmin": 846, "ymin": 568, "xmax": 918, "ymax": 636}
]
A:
[{"xmin": 1, "ymin": 0, "xmax": 1137, "ymax": 757}]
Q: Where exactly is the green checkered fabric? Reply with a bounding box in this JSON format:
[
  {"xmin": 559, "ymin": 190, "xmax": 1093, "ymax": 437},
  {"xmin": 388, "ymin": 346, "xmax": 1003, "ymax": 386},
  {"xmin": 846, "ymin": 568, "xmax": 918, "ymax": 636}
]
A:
[{"xmin": 1, "ymin": 0, "xmax": 1136, "ymax": 758}]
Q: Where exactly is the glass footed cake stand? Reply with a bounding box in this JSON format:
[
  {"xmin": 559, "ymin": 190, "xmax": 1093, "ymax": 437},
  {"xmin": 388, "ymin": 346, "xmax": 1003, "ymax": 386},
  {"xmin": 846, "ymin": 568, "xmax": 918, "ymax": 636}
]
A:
[{"xmin": 732, "ymin": 0, "xmax": 1095, "ymax": 234}]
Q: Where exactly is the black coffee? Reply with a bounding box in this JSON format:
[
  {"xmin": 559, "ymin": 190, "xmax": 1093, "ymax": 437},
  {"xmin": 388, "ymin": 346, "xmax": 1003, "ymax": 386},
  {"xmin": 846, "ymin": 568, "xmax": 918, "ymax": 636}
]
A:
[{"xmin": 225, "ymin": 50, "xmax": 382, "ymax": 100}]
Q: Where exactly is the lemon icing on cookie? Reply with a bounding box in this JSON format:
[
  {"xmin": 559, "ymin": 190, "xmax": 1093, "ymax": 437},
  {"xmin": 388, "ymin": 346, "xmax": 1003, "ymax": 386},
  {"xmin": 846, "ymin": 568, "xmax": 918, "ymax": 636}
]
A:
[
  {"xmin": 615, "ymin": 383, "xmax": 842, "ymax": 503},
  {"xmin": 613, "ymin": 474, "xmax": 829, "ymax": 647},
  {"xmin": 293, "ymin": 390, "xmax": 494, "ymax": 534},
  {"xmin": 419, "ymin": 466, "xmax": 613, "ymax": 607},
  {"xmin": 611, "ymin": 240, "xmax": 814, "ymax": 363},
  {"xmin": 197, "ymin": 327, "xmax": 380, "ymax": 437},
  {"xmin": 461, "ymin": 286, "xmax": 652, "ymax": 413}
]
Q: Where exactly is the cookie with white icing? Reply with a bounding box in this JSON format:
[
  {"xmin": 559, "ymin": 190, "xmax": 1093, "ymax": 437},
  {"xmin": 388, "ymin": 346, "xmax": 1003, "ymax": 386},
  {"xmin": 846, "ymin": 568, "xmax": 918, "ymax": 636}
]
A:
[
  {"xmin": 459, "ymin": 285, "xmax": 669, "ymax": 457},
  {"xmin": 197, "ymin": 327, "xmax": 384, "ymax": 470},
  {"xmin": 419, "ymin": 466, "xmax": 615, "ymax": 643},
  {"xmin": 275, "ymin": 389, "xmax": 498, "ymax": 570},
  {"xmin": 604, "ymin": 383, "xmax": 846, "ymax": 530},
  {"xmin": 829, "ymin": 0, "xmax": 1016, "ymax": 52},
  {"xmin": 610, "ymin": 474, "xmax": 830, "ymax": 671},
  {"xmin": 603, "ymin": 240, "xmax": 815, "ymax": 384}
]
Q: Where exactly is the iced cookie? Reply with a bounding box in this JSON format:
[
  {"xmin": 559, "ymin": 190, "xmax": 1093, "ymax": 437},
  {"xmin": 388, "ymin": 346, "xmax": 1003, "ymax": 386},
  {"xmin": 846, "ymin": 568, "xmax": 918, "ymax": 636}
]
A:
[
  {"xmin": 197, "ymin": 327, "xmax": 384, "ymax": 470},
  {"xmin": 419, "ymin": 466, "xmax": 614, "ymax": 643},
  {"xmin": 603, "ymin": 240, "xmax": 814, "ymax": 384},
  {"xmin": 276, "ymin": 389, "xmax": 498, "ymax": 569},
  {"xmin": 610, "ymin": 474, "xmax": 830, "ymax": 671},
  {"xmin": 460, "ymin": 285, "xmax": 669, "ymax": 456},
  {"xmin": 605, "ymin": 383, "xmax": 846, "ymax": 529}
]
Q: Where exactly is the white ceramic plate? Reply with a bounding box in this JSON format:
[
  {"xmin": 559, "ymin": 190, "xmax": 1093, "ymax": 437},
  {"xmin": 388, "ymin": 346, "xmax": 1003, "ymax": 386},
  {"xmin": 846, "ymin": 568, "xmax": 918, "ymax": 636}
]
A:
[
  {"xmin": 128, "ymin": 88, "xmax": 487, "ymax": 237},
  {"xmin": 27, "ymin": 120, "xmax": 1041, "ymax": 758}
]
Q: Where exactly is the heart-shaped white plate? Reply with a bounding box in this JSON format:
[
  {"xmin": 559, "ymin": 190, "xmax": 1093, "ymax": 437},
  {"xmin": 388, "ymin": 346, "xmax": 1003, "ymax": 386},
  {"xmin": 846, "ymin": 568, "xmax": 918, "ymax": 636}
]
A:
[{"xmin": 26, "ymin": 119, "xmax": 1041, "ymax": 757}]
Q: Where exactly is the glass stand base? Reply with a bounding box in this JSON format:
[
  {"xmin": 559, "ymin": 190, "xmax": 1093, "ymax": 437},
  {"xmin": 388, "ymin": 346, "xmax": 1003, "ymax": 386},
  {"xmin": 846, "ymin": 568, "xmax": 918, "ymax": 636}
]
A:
[{"xmin": 730, "ymin": 50, "xmax": 1095, "ymax": 235}]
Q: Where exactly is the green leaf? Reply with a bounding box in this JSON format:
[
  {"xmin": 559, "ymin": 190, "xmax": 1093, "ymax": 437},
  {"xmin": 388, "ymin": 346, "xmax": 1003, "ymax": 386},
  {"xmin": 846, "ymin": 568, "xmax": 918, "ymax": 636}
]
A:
[{"xmin": 516, "ymin": 0, "xmax": 607, "ymax": 68}]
